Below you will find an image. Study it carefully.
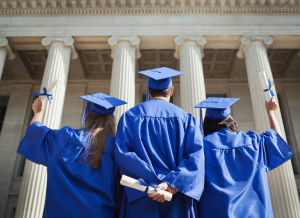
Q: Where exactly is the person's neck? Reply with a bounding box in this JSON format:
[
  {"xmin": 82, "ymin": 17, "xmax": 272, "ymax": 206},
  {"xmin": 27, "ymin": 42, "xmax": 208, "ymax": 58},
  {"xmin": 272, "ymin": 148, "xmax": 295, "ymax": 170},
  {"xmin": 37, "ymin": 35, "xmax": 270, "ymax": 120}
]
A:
[{"xmin": 151, "ymin": 96, "xmax": 170, "ymax": 102}]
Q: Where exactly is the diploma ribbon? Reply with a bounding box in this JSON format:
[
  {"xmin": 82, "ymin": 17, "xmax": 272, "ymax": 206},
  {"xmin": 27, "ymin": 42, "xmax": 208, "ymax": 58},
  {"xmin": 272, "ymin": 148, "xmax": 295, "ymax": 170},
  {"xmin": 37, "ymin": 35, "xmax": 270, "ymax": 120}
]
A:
[
  {"xmin": 32, "ymin": 87, "xmax": 53, "ymax": 104},
  {"xmin": 138, "ymin": 178, "xmax": 161, "ymax": 193},
  {"xmin": 263, "ymin": 79, "xmax": 275, "ymax": 97}
]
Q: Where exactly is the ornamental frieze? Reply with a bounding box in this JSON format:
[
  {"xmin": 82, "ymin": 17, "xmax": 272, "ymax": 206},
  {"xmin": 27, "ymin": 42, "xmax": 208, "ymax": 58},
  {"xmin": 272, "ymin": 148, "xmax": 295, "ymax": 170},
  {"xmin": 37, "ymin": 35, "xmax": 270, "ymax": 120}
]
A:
[{"xmin": 1, "ymin": 0, "xmax": 300, "ymax": 15}]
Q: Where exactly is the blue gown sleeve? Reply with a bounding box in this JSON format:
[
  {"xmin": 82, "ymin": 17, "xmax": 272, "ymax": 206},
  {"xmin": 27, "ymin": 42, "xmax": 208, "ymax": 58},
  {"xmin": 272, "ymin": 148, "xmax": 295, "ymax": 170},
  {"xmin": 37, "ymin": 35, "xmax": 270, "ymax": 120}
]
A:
[
  {"xmin": 17, "ymin": 121, "xmax": 72, "ymax": 166},
  {"xmin": 248, "ymin": 129, "xmax": 293, "ymax": 172},
  {"xmin": 162, "ymin": 115, "xmax": 205, "ymax": 201},
  {"xmin": 115, "ymin": 113, "xmax": 160, "ymax": 203}
]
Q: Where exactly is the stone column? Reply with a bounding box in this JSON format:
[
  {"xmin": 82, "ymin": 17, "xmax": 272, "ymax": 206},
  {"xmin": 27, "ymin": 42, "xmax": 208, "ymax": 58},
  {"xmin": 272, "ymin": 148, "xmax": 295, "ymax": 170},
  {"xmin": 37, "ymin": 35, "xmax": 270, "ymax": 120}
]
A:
[
  {"xmin": 174, "ymin": 36, "xmax": 207, "ymax": 122},
  {"xmin": 108, "ymin": 36, "xmax": 140, "ymax": 121},
  {"xmin": 15, "ymin": 37, "xmax": 78, "ymax": 218},
  {"xmin": 237, "ymin": 35, "xmax": 300, "ymax": 218},
  {"xmin": 0, "ymin": 37, "xmax": 15, "ymax": 79},
  {"xmin": 0, "ymin": 84, "xmax": 32, "ymax": 218},
  {"xmin": 61, "ymin": 84, "xmax": 87, "ymax": 129}
]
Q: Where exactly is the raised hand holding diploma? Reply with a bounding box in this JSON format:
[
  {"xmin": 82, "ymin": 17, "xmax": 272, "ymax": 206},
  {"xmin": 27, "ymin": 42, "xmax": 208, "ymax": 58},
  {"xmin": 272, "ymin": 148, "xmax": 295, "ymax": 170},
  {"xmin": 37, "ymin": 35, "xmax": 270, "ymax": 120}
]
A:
[
  {"xmin": 120, "ymin": 175, "xmax": 174, "ymax": 202},
  {"xmin": 30, "ymin": 78, "xmax": 59, "ymax": 125},
  {"xmin": 32, "ymin": 78, "xmax": 59, "ymax": 103},
  {"xmin": 259, "ymin": 71, "xmax": 275, "ymax": 102}
]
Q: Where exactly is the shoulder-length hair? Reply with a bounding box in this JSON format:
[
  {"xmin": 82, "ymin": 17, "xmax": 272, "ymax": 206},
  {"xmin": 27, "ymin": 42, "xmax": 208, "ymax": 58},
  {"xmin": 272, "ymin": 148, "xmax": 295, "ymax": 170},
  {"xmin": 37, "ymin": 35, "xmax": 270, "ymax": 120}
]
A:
[{"xmin": 203, "ymin": 115, "xmax": 238, "ymax": 137}]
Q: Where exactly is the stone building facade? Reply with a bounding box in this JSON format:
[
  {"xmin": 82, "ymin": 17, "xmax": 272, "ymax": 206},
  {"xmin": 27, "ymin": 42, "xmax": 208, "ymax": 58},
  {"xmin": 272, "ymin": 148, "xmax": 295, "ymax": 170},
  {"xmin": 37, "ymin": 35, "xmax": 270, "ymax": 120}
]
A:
[{"xmin": 0, "ymin": 2, "xmax": 300, "ymax": 217}]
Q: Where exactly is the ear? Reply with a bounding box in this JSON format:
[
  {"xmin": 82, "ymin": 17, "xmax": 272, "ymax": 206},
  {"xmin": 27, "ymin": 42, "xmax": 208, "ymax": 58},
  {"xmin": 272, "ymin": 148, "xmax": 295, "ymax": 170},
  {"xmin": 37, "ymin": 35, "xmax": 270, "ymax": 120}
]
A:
[{"xmin": 170, "ymin": 87, "xmax": 174, "ymax": 96}]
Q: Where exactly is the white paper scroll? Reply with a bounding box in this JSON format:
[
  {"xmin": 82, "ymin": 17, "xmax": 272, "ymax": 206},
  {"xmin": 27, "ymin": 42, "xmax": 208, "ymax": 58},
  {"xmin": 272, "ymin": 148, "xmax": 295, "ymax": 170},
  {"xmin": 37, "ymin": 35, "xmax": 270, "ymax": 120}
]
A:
[
  {"xmin": 259, "ymin": 71, "xmax": 272, "ymax": 102},
  {"xmin": 120, "ymin": 175, "xmax": 173, "ymax": 201},
  {"xmin": 40, "ymin": 78, "xmax": 59, "ymax": 102}
]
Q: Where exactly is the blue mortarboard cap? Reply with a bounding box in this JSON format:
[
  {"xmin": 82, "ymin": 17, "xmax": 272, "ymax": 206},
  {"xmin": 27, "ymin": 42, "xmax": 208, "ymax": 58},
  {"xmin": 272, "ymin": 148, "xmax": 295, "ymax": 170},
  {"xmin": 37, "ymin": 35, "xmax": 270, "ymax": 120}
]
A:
[
  {"xmin": 79, "ymin": 93, "xmax": 127, "ymax": 125},
  {"xmin": 139, "ymin": 67, "xmax": 184, "ymax": 90},
  {"xmin": 195, "ymin": 97, "xmax": 239, "ymax": 120}
]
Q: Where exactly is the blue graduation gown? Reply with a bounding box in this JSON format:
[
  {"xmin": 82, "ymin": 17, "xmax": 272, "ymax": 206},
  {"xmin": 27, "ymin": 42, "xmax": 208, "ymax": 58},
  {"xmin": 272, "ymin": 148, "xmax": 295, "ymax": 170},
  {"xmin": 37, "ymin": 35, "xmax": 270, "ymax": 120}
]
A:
[
  {"xmin": 18, "ymin": 121, "xmax": 122, "ymax": 218},
  {"xmin": 199, "ymin": 128, "xmax": 293, "ymax": 218},
  {"xmin": 115, "ymin": 99, "xmax": 204, "ymax": 218}
]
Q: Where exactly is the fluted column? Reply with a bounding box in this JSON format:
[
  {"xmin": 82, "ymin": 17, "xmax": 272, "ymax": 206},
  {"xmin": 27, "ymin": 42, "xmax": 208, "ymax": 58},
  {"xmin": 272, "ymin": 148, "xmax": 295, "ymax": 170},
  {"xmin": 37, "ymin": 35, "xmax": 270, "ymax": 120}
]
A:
[
  {"xmin": 15, "ymin": 37, "xmax": 78, "ymax": 218},
  {"xmin": 108, "ymin": 36, "xmax": 140, "ymax": 121},
  {"xmin": 174, "ymin": 36, "xmax": 207, "ymax": 122},
  {"xmin": 237, "ymin": 35, "xmax": 300, "ymax": 218},
  {"xmin": 0, "ymin": 37, "xmax": 15, "ymax": 79}
]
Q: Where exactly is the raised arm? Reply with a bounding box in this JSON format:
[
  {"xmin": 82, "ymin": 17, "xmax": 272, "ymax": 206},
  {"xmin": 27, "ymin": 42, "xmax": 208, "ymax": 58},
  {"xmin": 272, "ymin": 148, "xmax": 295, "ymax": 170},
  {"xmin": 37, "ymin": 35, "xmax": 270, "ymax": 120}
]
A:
[
  {"xmin": 265, "ymin": 96, "xmax": 282, "ymax": 136},
  {"xmin": 30, "ymin": 97, "xmax": 44, "ymax": 125}
]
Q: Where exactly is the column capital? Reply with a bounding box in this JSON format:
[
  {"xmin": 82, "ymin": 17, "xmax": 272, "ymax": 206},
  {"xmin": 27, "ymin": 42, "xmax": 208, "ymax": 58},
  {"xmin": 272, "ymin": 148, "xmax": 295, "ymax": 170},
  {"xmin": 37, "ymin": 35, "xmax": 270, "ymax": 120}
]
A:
[
  {"xmin": 108, "ymin": 36, "xmax": 141, "ymax": 59},
  {"xmin": 237, "ymin": 35, "xmax": 273, "ymax": 59},
  {"xmin": 41, "ymin": 37, "xmax": 78, "ymax": 59},
  {"xmin": 174, "ymin": 35, "xmax": 207, "ymax": 59},
  {"xmin": 0, "ymin": 37, "xmax": 16, "ymax": 60}
]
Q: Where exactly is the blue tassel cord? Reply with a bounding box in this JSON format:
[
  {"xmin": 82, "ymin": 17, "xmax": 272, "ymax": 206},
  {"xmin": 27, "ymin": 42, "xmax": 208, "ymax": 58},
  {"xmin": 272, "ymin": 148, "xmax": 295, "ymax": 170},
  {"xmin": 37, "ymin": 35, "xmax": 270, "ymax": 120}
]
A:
[
  {"xmin": 146, "ymin": 87, "xmax": 149, "ymax": 101},
  {"xmin": 199, "ymin": 108, "xmax": 204, "ymax": 137},
  {"xmin": 82, "ymin": 101, "xmax": 89, "ymax": 126}
]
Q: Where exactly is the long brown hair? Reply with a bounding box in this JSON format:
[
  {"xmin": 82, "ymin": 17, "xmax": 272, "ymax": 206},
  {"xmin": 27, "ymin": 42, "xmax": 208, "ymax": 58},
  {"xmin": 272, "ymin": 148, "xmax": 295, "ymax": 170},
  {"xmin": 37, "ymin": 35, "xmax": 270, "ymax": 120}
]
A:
[
  {"xmin": 81, "ymin": 112, "xmax": 116, "ymax": 169},
  {"xmin": 204, "ymin": 115, "xmax": 238, "ymax": 137}
]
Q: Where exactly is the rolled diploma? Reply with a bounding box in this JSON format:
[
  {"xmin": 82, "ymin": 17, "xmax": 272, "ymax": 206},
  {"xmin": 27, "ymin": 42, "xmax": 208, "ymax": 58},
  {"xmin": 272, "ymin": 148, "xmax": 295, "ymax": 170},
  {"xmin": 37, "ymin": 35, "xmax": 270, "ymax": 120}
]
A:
[
  {"xmin": 120, "ymin": 175, "xmax": 173, "ymax": 201},
  {"xmin": 39, "ymin": 78, "xmax": 59, "ymax": 102},
  {"xmin": 259, "ymin": 71, "xmax": 272, "ymax": 102}
]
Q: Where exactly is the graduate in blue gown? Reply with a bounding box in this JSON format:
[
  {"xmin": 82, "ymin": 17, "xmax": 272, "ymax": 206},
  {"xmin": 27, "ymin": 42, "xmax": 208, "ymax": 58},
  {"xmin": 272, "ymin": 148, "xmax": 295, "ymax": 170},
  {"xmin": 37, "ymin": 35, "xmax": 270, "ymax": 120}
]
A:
[
  {"xmin": 195, "ymin": 97, "xmax": 293, "ymax": 218},
  {"xmin": 115, "ymin": 67, "xmax": 205, "ymax": 218},
  {"xmin": 18, "ymin": 93, "xmax": 127, "ymax": 218}
]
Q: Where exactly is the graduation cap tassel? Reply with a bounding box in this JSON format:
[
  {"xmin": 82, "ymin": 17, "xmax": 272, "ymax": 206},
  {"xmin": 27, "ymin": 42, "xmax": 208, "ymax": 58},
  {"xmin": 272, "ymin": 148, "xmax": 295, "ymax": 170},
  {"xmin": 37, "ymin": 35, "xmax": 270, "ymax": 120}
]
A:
[
  {"xmin": 146, "ymin": 87, "xmax": 149, "ymax": 101},
  {"xmin": 200, "ymin": 108, "xmax": 204, "ymax": 137},
  {"xmin": 82, "ymin": 101, "xmax": 88, "ymax": 126}
]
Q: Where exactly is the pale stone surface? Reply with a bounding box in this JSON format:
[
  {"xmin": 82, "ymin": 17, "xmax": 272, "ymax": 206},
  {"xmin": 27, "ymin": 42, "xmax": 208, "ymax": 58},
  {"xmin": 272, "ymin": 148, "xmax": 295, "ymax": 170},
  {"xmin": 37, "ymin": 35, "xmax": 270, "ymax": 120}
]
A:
[
  {"xmin": 15, "ymin": 37, "xmax": 76, "ymax": 218},
  {"xmin": 2, "ymin": 15, "xmax": 300, "ymax": 37},
  {"xmin": 175, "ymin": 36, "xmax": 207, "ymax": 122},
  {"xmin": 0, "ymin": 48, "xmax": 7, "ymax": 80},
  {"xmin": 0, "ymin": 84, "xmax": 32, "ymax": 218},
  {"xmin": 238, "ymin": 35, "xmax": 300, "ymax": 218},
  {"xmin": 0, "ymin": 37, "xmax": 15, "ymax": 80},
  {"xmin": 61, "ymin": 84, "xmax": 87, "ymax": 129},
  {"xmin": 229, "ymin": 83, "xmax": 256, "ymax": 133},
  {"xmin": 108, "ymin": 36, "xmax": 140, "ymax": 122}
]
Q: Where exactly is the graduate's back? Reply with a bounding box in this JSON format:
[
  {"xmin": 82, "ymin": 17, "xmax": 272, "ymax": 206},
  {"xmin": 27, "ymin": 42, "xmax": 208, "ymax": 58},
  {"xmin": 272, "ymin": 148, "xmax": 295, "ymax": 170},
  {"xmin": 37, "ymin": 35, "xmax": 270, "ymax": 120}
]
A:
[
  {"xmin": 115, "ymin": 99, "xmax": 204, "ymax": 218},
  {"xmin": 18, "ymin": 122, "xmax": 120, "ymax": 218},
  {"xmin": 18, "ymin": 93, "xmax": 127, "ymax": 218},
  {"xmin": 124, "ymin": 99, "xmax": 189, "ymax": 172},
  {"xmin": 199, "ymin": 128, "xmax": 292, "ymax": 218}
]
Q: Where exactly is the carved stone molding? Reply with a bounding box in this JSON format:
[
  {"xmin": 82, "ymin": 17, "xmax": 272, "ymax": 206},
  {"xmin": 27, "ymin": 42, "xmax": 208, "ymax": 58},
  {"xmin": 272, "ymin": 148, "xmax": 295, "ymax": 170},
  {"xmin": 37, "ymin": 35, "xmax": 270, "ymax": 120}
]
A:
[
  {"xmin": 0, "ymin": 37, "xmax": 16, "ymax": 60},
  {"xmin": 237, "ymin": 35, "xmax": 273, "ymax": 59},
  {"xmin": 174, "ymin": 35, "xmax": 207, "ymax": 59},
  {"xmin": 108, "ymin": 36, "xmax": 141, "ymax": 59},
  {"xmin": 1, "ymin": 6, "xmax": 300, "ymax": 16},
  {"xmin": 41, "ymin": 37, "xmax": 78, "ymax": 59}
]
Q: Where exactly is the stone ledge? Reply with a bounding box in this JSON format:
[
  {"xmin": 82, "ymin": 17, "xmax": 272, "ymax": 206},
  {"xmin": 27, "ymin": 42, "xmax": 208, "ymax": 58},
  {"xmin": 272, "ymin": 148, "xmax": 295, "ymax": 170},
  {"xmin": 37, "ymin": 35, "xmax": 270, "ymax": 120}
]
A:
[{"xmin": 1, "ymin": 7, "xmax": 300, "ymax": 16}]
